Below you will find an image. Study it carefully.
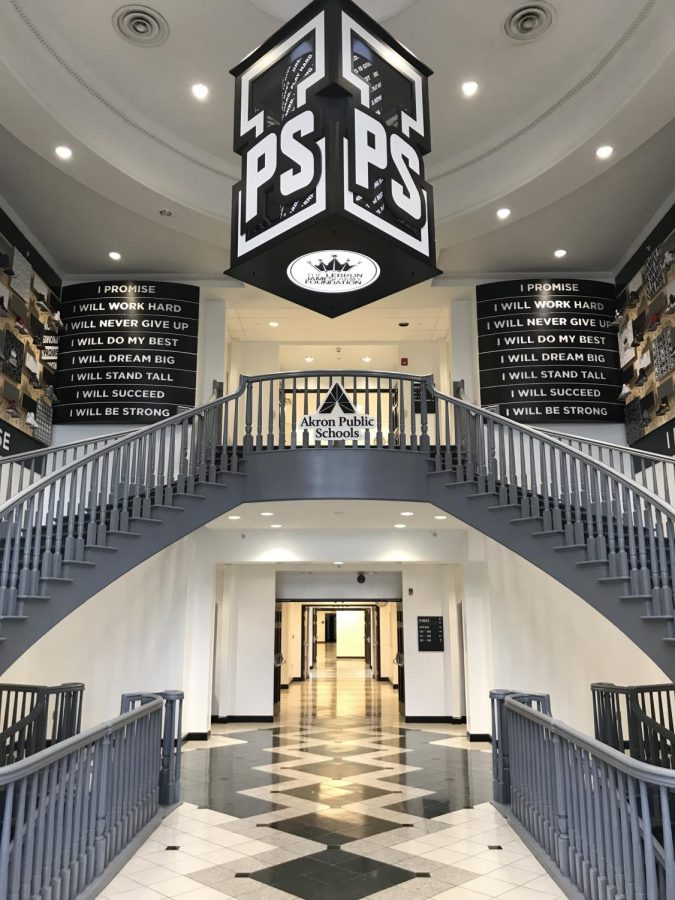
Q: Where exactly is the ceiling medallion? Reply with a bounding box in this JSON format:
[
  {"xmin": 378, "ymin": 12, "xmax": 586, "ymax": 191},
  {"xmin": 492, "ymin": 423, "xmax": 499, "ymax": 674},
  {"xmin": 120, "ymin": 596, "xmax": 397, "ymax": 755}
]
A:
[
  {"xmin": 504, "ymin": 2, "xmax": 555, "ymax": 42},
  {"xmin": 113, "ymin": 5, "xmax": 170, "ymax": 47}
]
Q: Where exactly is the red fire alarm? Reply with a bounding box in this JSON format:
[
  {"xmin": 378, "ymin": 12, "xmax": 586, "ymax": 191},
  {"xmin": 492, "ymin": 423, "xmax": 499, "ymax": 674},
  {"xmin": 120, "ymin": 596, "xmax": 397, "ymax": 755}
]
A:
[{"xmin": 401, "ymin": 357, "xmax": 408, "ymax": 366}]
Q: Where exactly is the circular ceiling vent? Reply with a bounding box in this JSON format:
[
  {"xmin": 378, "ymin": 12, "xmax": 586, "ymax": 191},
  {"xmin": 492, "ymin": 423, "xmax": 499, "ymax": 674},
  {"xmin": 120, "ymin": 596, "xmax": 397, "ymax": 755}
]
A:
[
  {"xmin": 504, "ymin": 2, "xmax": 555, "ymax": 42},
  {"xmin": 113, "ymin": 5, "xmax": 169, "ymax": 47}
]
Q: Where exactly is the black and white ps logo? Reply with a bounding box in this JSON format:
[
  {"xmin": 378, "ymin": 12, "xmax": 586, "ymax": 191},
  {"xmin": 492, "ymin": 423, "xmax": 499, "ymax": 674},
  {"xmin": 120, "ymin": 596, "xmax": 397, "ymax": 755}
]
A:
[{"xmin": 228, "ymin": 0, "xmax": 440, "ymax": 316}]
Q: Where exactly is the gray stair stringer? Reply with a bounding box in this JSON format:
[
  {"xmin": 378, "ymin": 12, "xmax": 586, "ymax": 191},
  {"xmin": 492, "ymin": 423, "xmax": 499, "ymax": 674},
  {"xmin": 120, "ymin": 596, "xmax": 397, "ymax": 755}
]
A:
[
  {"xmin": 1, "ymin": 448, "xmax": 673, "ymax": 680},
  {"xmin": 0, "ymin": 475, "xmax": 246, "ymax": 671}
]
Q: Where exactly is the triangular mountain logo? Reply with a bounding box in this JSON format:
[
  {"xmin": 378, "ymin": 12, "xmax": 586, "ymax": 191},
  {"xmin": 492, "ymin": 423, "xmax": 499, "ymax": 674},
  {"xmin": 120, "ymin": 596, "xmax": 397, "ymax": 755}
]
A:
[{"xmin": 318, "ymin": 383, "xmax": 357, "ymax": 415}]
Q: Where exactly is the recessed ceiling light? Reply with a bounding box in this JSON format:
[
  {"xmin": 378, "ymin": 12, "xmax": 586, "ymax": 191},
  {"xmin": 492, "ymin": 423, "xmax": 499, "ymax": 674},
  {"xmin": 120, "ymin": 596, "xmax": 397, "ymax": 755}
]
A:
[
  {"xmin": 269, "ymin": 321, "xmax": 279, "ymax": 328},
  {"xmin": 270, "ymin": 523, "xmax": 283, "ymax": 529},
  {"xmin": 596, "ymin": 145, "xmax": 614, "ymax": 160},
  {"xmin": 333, "ymin": 561, "xmax": 344, "ymax": 566},
  {"xmin": 228, "ymin": 515, "xmax": 241, "ymax": 520},
  {"xmin": 55, "ymin": 145, "xmax": 73, "ymax": 160},
  {"xmin": 497, "ymin": 208, "xmax": 511, "ymax": 220},
  {"xmin": 462, "ymin": 80, "xmax": 479, "ymax": 97},
  {"xmin": 260, "ymin": 511, "xmax": 274, "ymax": 517},
  {"xmin": 394, "ymin": 523, "xmax": 407, "ymax": 529},
  {"xmin": 191, "ymin": 83, "xmax": 209, "ymax": 100},
  {"xmin": 361, "ymin": 355, "xmax": 373, "ymax": 363},
  {"xmin": 554, "ymin": 249, "xmax": 567, "ymax": 258},
  {"xmin": 159, "ymin": 208, "xmax": 173, "ymax": 217},
  {"xmin": 434, "ymin": 515, "xmax": 447, "ymax": 520},
  {"xmin": 108, "ymin": 251, "xmax": 122, "ymax": 261},
  {"xmin": 400, "ymin": 512, "xmax": 414, "ymax": 517},
  {"xmin": 398, "ymin": 321, "xmax": 409, "ymax": 328},
  {"xmin": 304, "ymin": 356, "xmax": 315, "ymax": 363}
]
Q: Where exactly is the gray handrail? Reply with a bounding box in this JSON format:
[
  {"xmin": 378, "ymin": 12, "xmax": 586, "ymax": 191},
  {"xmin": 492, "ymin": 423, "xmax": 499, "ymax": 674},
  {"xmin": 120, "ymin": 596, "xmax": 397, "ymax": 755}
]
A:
[
  {"xmin": 0, "ymin": 689, "xmax": 182, "ymax": 900},
  {"xmin": 0, "ymin": 681, "xmax": 84, "ymax": 764},
  {"xmin": 0, "ymin": 370, "xmax": 674, "ymax": 629},
  {"xmin": 544, "ymin": 426, "xmax": 675, "ymax": 503},
  {"xmin": 495, "ymin": 689, "xmax": 675, "ymax": 899},
  {"xmin": 0, "ymin": 426, "xmax": 133, "ymax": 507}
]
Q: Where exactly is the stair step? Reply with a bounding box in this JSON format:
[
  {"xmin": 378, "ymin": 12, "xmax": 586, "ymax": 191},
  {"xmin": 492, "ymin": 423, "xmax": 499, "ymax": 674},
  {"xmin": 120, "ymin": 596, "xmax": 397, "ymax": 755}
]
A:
[
  {"xmin": 40, "ymin": 576, "xmax": 73, "ymax": 584},
  {"xmin": 84, "ymin": 544, "xmax": 117, "ymax": 552},
  {"xmin": 598, "ymin": 576, "xmax": 631, "ymax": 584},
  {"xmin": 106, "ymin": 531, "xmax": 142, "ymax": 538},
  {"xmin": 641, "ymin": 615, "xmax": 674, "ymax": 622},
  {"xmin": 662, "ymin": 638, "xmax": 675, "ymax": 644},
  {"xmin": 1, "ymin": 615, "xmax": 28, "ymax": 622},
  {"xmin": 554, "ymin": 545, "xmax": 587, "ymax": 552},
  {"xmin": 620, "ymin": 595, "xmax": 652, "ymax": 602},
  {"xmin": 173, "ymin": 492, "xmax": 206, "ymax": 501},
  {"xmin": 488, "ymin": 504, "xmax": 521, "ymax": 511},
  {"xmin": 532, "ymin": 530, "xmax": 565, "ymax": 538},
  {"xmin": 17, "ymin": 595, "xmax": 49, "ymax": 603},
  {"xmin": 468, "ymin": 492, "xmax": 499, "ymax": 499},
  {"xmin": 577, "ymin": 560, "xmax": 609, "ymax": 569},
  {"xmin": 62, "ymin": 561, "xmax": 96, "ymax": 568},
  {"xmin": 510, "ymin": 517, "xmax": 543, "ymax": 524},
  {"xmin": 129, "ymin": 517, "xmax": 162, "ymax": 526},
  {"xmin": 152, "ymin": 505, "xmax": 185, "ymax": 512}
]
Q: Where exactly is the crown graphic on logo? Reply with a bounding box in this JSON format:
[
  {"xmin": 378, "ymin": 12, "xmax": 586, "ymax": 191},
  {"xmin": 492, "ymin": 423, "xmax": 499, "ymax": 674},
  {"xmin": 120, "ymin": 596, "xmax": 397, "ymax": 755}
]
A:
[
  {"xmin": 309, "ymin": 254, "xmax": 360, "ymax": 273},
  {"xmin": 317, "ymin": 383, "xmax": 357, "ymax": 415}
]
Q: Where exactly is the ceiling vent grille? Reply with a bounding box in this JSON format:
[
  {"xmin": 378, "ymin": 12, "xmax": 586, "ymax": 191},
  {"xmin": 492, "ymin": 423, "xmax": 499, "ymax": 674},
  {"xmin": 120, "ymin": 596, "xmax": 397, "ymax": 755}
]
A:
[
  {"xmin": 113, "ymin": 5, "xmax": 169, "ymax": 47},
  {"xmin": 504, "ymin": 2, "xmax": 555, "ymax": 42}
]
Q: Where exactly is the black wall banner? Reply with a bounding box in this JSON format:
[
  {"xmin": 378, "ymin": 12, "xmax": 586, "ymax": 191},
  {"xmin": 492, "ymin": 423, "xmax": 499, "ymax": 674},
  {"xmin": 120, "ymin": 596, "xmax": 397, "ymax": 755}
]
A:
[
  {"xmin": 55, "ymin": 280, "xmax": 199, "ymax": 424},
  {"xmin": 226, "ymin": 0, "xmax": 441, "ymax": 317},
  {"xmin": 477, "ymin": 279, "xmax": 622, "ymax": 423}
]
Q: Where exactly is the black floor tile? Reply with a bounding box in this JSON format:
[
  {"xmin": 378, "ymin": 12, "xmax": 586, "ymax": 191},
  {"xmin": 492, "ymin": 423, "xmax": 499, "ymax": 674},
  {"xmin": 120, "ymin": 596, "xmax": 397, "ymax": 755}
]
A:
[
  {"xmin": 277, "ymin": 781, "xmax": 391, "ymax": 808},
  {"xmin": 292, "ymin": 760, "xmax": 386, "ymax": 777},
  {"xmin": 269, "ymin": 810, "xmax": 402, "ymax": 845},
  {"xmin": 251, "ymin": 849, "xmax": 415, "ymax": 900}
]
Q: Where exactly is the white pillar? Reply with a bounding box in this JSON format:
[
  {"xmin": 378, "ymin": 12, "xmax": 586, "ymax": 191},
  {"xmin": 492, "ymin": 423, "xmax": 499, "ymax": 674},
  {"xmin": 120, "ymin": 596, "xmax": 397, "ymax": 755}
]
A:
[{"xmin": 461, "ymin": 561, "xmax": 494, "ymax": 736}]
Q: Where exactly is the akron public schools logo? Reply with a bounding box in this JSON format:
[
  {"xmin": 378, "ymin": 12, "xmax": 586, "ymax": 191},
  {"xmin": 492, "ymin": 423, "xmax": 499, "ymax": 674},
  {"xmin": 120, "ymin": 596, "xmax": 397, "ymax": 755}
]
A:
[
  {"xmin": 287, "ymin": 251, "xmax": 380, "ymax": 293},
  {"xmin": 300, "ymin": 382, "xmax": 375, "ymax": 440}
]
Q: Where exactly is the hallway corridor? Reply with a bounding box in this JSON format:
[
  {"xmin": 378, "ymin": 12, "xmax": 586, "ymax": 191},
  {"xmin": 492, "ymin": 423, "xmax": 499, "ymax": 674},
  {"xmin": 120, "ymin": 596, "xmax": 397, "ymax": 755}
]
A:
[{"xmin": 102, "ymin": 652, "xmax": 563, "ymax": 900}]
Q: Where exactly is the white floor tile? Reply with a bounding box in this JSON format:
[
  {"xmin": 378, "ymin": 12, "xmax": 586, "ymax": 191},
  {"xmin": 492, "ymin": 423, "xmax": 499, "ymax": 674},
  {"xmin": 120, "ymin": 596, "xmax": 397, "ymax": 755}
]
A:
[{"xmin": 459, "ymin": 875, "xmax": 520, "ymax": 897}]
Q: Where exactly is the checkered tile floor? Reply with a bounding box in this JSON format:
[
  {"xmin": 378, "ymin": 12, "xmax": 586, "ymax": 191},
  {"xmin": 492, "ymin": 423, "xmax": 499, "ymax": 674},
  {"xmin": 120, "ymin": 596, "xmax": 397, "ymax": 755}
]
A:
[{"xmin": 101, "ymin": 648, "xmax": 564, "ymax": 900}]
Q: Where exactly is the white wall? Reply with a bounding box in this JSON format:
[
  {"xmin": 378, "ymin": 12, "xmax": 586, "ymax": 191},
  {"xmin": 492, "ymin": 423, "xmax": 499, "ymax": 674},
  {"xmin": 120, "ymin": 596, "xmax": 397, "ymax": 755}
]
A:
[
  {"xmin": 463, "ymin": 533, "xmax": 669, "ymax": 735},
  {"xmin": 337, "ymin": 610, "xmax": 365, "ymax": 657},
  {"xmin": 4, "ymin": 537, "xmax": 196, "ymax": 730},
  {"xmin": 276, "ymin": 571, "xmax": 402, "ymax": 601},
  {"xmin": 317, "ymin": 610, "xmax": 326, "ymax": 642},
  {"xmin": 401, "ymin": 564, "xmax": 464, "ymax": 720}
]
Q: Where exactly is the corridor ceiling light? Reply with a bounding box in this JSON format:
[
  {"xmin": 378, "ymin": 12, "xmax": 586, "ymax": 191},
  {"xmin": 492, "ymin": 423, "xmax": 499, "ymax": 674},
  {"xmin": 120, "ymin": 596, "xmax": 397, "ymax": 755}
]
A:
[
  {"xmin": 260, "ymin": 511, "xmax": 274, "ymax": 516},
  {"xmin": 434, "ymin": 514, "xmax": 447, "ymax": 520},
  {"xmin": 361, "ymin": 355, "xmax": 373, "ymax": 362},
  {"xmin": 496, "ymin": 208, "xmax": 511, "ymax": 220},
  {"xmin": 304, "ymin": 356, "xmax": 314, "ymax": 363},
  {"xmin": 269, "ymin": 321, "xmax": 279, "ymax": 327},
  {"xmin": 596, "ymin": 144, "xmax": 614, "ymax": 160},
  {"xmin": 108, "ymin": 251, "xmax": 122, "ymax": 261},
  {"xmin": 461, "ymin": 80, "xmax": 479, "ymax": 97},
  {"xmin": 553, "ymin": 249, "xmax": 567, "ymax": 258},
  {"xmin": 400, "ymin": 511, "xmax": 414, "ymax": 517},
  {"xmin": 270, "ymin": 523, "xmax": 283, "ymax": 529},
  {"xmin": 55, "ymin": 145, "xmax": 73, "ymax": 160},
  {"xmin": 333, "ymin": 561, "xmax": 344, "ymax": 566},
  {"xmin": 228, "ymin": 515, "xmax": 241, "ymax": 520},
  {"xmin": 191, "ymin": 83, "xmax": 209, "ymax": 100},
  {"xmin": 394, "ymin": 523, "xmax": 407, "ymax": 529}
]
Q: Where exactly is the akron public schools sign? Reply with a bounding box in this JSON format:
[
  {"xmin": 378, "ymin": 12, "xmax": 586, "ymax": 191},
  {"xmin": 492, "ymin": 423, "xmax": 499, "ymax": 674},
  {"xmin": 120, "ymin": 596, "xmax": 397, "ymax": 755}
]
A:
[{"xmin": 227, "ymin": 0, "xmax": 441, "ymax": 317}]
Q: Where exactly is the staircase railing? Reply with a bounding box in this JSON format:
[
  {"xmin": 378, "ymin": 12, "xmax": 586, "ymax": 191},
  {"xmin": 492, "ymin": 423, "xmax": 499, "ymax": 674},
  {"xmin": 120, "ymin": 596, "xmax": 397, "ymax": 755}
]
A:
[
  {"xmin": 545, "ymin": 428, "xmax": 675, "ymax": 503},
  {"xmin": 0, "ymin": 681, "xmax": 84, "ymax": 765},
  {"xmin": 1, "ymin": 371, "xmax": 675, "ymax": 634},
  {"xmin": 0, "ymin": 689, "xmax": 182, "ymax": 900},
  {"xmin": 0, "ymin": 428, "xmax": 131, "ymax": 506},
  {"xmin": 493, "ymin": 688, "xmax": 675, "ymax": 900},
  {"xmin": 592, "ymin": 682, "xmax": 675, "ymax": 769}
]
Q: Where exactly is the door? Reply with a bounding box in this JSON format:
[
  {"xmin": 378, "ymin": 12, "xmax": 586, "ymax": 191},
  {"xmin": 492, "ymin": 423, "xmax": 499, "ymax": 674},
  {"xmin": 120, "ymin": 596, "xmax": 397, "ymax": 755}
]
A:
[
  {"xmin": 365, "ymin": 608, "xmax": 372, "ymax": 668},
  {"xmin": 312, "ymin": 608, "xmax": 318, "ymax": 669},
  {"xmin": 325, "ymin": 612, "xmax": 336, "ymax": 643},
  {"xmin": 372, "ymin": 607, "xmax": 381, "ymax": 680},
  {"xmin": 301, "ymin": 606, "xmax": 311, "ymax": 680},
  {"xmin": 396, "ymin": 602, "xmax": 405, "ymax": 714},
  {"xmin": 273, "ymin": 603, "xmax": 283, "ymax": 715}
]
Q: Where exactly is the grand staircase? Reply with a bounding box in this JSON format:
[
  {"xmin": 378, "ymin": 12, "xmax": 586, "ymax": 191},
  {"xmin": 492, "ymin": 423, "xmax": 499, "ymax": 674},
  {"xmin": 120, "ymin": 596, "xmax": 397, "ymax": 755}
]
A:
[{"xmin": 1, "ymin": 370, "xmax": 675, "ymax": 677}]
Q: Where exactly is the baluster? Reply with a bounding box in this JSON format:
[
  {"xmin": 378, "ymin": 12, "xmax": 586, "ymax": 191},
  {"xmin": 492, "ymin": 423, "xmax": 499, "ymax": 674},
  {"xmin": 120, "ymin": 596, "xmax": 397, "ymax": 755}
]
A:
[
  {"xmin": 364, "ymin": 375, "xmax": 371, "ymax": 449},
  {"xmin": 398, "ymin": 377, "xmax": 406, "ymax": 450},
  {"xmin": 410, "ymin": 379, "xmax": 418, "ymax": 451},
  {"xmin": 278, "ymin": 379, "xmax": 286, "ymax": 451},
  {"xmin": 507, "ymin": 427, "xmax": 518, "ymax": 505},
  {"xmin": 266, "ymin": 378, "xmax": 274, "ymax": 450},
  {"xmin": 41, "ymin": 483, "xmax": 56, "ymax": 578},
  {"xmin": 444, "ymin": 397, "xmax": 451, "ymax": 472},
  {"xmin": 388, "ymin": 378, "xmax": 395, "ymax": 449},
  {"xmin": 569, "ymin": 458, "xmax": 585, "ymax": 546},
  {"xmin": 52, "ymin": 478, "xmax": 66, "ymax": 578},
  {"xmin": 232, "ymin": 395, "xmax": 241, "ymax": 471},
  {"xmin": 644, "ymin": 505, "xmax": 660, "ymax": 612},
  {"xmin": 302, "ymin": 377, "xmax": 310, "ymax": 449},
  {"xmin": 290, "ymin": 378, "xmax": 298, "ymax": 450},
  {"xmin": 255, "ymin": 380, "xmax": 263, "ymax": 450},
  {"xmin": 519, "ymin": 432, "xmax": 529, "ymax": 517},
  {"xmin": 583, "ymin": 465, "xmax": 597, "ymax": 560},
  {"xmin": 221, "ymin": 397, "xmax": 231, "ymax": 471},
  {"xmin": 376, "ymin": 377, "xmax": 383, "ymax": 449},
  {"xmin": 497, "ymin": 423, "xmax": 508, "ymax": 505},
  {"xmin": 28, "ymin": 491, "xmax": 44, "ymax": 598},
  {"xmin": 633, "ymin": 493, "xmax": 651, "ymax": 600},
  {"xmin": 156, "ymin": 426, "xmax": 167, "ymax": 501},
  {"xmin": 529, "ymin": 437, "xmax": 540, "ymax": 519}
]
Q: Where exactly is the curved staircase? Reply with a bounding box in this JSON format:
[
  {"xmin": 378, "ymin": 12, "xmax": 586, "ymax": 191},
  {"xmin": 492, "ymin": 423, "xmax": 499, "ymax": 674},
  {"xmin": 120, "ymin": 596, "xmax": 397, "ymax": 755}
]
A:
[{"xmin": 1, "ymin": 371, "xmax": 674, "ymax": 679}]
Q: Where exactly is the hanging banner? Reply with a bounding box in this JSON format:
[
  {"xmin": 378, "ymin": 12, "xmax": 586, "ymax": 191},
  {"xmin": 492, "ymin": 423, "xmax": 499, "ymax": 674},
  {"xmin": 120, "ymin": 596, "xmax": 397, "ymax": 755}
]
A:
[
  {"xmin": 477, "ymin": 279, "xmax": 623, "ymax": 423},
  {"xmin": 226, "ymin": 0, "xmax": 441, "ymax": 317},
  {"xmin": 55, "ymin": 280, "xmax": 199, "ymax": 424}
]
